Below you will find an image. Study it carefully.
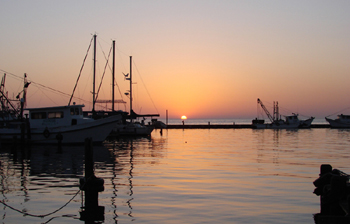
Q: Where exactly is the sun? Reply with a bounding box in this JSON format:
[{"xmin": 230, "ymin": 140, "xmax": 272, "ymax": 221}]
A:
[{"xmin": 181, "ymin": 115, "xmax": 187, "ymax": 120}]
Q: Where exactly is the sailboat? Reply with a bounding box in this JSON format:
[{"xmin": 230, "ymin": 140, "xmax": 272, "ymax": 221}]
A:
[
  {"xmin": 111, "ymin": 56, "xmax": 160, "ymax": 137},
  {"xmin": 252, "ymin": 98, "xmax": 314, "ymax": 129}
]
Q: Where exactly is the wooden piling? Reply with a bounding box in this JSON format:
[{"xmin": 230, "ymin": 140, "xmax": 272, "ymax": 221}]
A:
[{"xmin": 79, "ymin": 137, "xmax": 105, "ymax": 222}]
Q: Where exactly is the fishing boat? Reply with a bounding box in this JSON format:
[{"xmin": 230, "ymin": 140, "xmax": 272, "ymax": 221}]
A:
[
  {"xmin": 0, "ymin": 104, "xmax": 121, "ymax": 144},
  {"xmin": 252, "ymin": 98, "xmax": 314, "ymax": 129},
  {"xmin": 0, "ymin": 73, "xmax": 122, "ymax": 144},
  {"xmin": 0, "ymin": 35, "xmax": 126, "ymax": 144},
  {"xmin": 325, "ymin": 114, "xmax": 350, "ymax": 128}
]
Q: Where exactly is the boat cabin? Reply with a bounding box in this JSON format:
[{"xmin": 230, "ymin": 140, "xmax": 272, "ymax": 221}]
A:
[
  {"xmin": 338, "ymin": 114, "xmax": 350, "ymax": 120},
  {"xmin": 26, "ymin": 104, "xmax": 92, "ymax": 129},
  {"xmin": 285, "ymin": 114, "xmax": 299, "ymax": 124}
]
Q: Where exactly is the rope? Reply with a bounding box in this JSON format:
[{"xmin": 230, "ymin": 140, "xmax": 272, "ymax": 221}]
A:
[
  {"xmin": 0, "ymin": 69, "xmax": 91, "ymax": 105},
  {"xmin": 132, "ymin": 60, "xmax": 159, "ymax": 114},
  {"xmin": 0, "ymin": 173, "xmax": 98, "ymax": 218},
  {"xmin": 41, "ymin": 214, "xmax": 78, "ymax": 224},
  {"xmin": 68, "ymin": 36, "xmax": 94, "ymax": 106},
  {"xmin": 0, "ymin": 189, "xmax": 81, "ymax": 218},
  {"xmin": 95, "ymin": 43, "xmax": 112, "ymax": 102},
  {"xmin": 325, "ymin": 106, "xmax": 350, "ymax": 118}
]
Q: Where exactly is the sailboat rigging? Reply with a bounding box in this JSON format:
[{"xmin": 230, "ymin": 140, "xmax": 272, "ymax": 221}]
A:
[{"xmin": 68, "ymin": 34, "xmax": 126, "ymax": 116}]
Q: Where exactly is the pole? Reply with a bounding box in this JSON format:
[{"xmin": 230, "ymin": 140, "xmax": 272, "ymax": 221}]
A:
[
  {"xmin": 166, "ymin": 110, "xmax": 168, "ymax": 125},
  {"xmin": 79, "ymin": 138, "xmax": 105, "ymax": 222},
  {"xmin": 112, "ymin": 40, "xmax": 115, "ymax": 112},
  {"xmin": 129, "ymin": 56, "xmax": 132, "ymax": 122},
  {"xmin": 92, "ymin": 34, "xmax": 96, "ymax": 113}
]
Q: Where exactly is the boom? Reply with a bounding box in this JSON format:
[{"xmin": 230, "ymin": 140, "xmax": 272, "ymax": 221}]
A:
[{"xmin": 257, "ymin": 98, "xmax": 274, "ymax": 123}]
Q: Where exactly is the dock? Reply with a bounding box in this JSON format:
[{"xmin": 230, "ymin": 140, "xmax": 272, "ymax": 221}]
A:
[{"xmin": 164, "ymin": 124, "xmax": 330, "ymax": 129}]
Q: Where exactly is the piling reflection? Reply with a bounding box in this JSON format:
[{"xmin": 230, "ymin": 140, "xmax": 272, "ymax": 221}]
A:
[
  {"xmin": 79, "ymin": 138, "xmax": 105, "ymax": 223},
  {"xmin": 103, "ymin": 136, "xmax": 166, "ymax": 222},
  {"xmin": 254, "ymin": 129, "xmax": 303, "ymax": 166},
  {"xmin": 0, "ymin": 143, "xmax": 111, "ymax": 223}
]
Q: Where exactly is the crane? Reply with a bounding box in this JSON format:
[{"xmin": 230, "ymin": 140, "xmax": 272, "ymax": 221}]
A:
[{"xmin": 257, "ymin": 98, "xmax": 274, "ymax": 123}]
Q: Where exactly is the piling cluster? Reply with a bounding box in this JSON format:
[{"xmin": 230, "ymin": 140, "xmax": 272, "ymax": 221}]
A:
[{"xmin": 313, "ymin": 164, "xmax": 350, "ymax": 223}]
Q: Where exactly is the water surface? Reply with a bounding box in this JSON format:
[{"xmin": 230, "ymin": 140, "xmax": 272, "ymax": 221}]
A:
[{"xmin": 1, "ymin": 128, "xmax": 350, "ymax": 223}]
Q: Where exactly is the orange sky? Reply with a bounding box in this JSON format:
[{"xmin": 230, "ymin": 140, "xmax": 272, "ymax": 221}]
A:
[{"xmin": 1, "ymin": 1, "xmax": 349, "ymax": 120}]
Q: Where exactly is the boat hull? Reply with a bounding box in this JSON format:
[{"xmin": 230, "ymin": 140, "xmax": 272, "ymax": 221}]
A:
[
  {"xmin": 299, "ymin": 117, "xmax": 314, "ymax": 128},
  {"xmin": 325, "ymin": 117, "xmax": 350, "ymax": 128},
  {"xmin": 111, "ymin": 123, "xmax": 154, "ymax": 136},
  {"xmin": 0, "ymin": 115, "xmax": 121, "ymax": 144},
  {"xmin": 253, "ymin": 117, "xmax": 314, "ymax": 129}
]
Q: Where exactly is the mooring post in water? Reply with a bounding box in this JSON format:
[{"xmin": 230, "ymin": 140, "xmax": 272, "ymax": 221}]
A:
[
  {"xmin": 79, "ymin": 137, "xmax": 105, "ymax": 222},
  {"xmin": 313, "ymin": 164, "xmax": 350, "ymax": 223}
]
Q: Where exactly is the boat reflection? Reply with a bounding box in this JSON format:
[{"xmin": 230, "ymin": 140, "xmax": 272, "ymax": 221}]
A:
[
  {"xmin": 0, "ymin": 134, "xmax": 167, "ymax": 223},
  {"xmin": 103, "ymin": 136, "xmax": 166, "ymax": 220}
]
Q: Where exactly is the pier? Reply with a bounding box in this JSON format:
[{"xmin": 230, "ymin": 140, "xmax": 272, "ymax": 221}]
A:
[{"xmin": 164, "ymin": 124, "xmax": 330, "ymax": 129}]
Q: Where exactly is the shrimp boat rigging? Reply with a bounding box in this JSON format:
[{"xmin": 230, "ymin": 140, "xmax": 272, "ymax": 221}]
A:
[
  {"xmin": 0, "ymin": 73, "xmax": 29, "ymax": 124},
  {"xmin": 0, "ymin": 78, "xmax": 121, "ymax": 144},
  {"xmin": 0, "ymin": 35, "xmax": 123, "ymax": 144},
  {"xmin": 252, "ymin": 98, "xmax": 314, "ymax": 129}
]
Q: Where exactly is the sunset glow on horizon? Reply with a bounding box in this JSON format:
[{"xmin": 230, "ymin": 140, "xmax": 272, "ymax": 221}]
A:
[{"xmin": 1, "ymin": 1, "xmax": 349, "ymax": 120}]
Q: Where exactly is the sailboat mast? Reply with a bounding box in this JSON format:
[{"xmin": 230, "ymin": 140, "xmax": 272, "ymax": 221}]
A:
[
  {"xmin": 92, "ymin": 34, "xmax": 97, "ymax": 112},
  {"xmin": 129, "ymin": 56, "xmax": 132, "ymax": 122},
  {"xmin": 112, "ymin": 40, "xmax": 115, "ymax": 112}
]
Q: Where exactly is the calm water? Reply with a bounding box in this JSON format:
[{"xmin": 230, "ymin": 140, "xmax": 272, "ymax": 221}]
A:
[
  {"xmin": 1, "ymin": 128, "xmax": 350, "ymax": 223},
  {"xmin": 160, "ymin": 117, "xmax": 328, "ymax": 125}
]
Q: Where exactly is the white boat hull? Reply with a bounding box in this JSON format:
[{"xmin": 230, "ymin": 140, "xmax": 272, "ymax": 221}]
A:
[
  {"xmin": 325, "ymin": 117, "xmax": 350, "ymax": 128},
  {"xmin": 0, "ymin": 115, "xmax": 121, "ymax": 144},
  {"xmin": 111, "ymin": 123, "xmax": 154, "ymax": 136}
]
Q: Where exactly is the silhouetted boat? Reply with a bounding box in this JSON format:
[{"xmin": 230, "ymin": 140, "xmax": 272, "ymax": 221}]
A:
[
  {"xmin": 77, "ymin": 35, "xmax": 161, "ymax": 137},
  {"xmin": 111, "ymin": 56, "xmax": 160, "ymax": 137},
  {"xmin": 0, "ymin": 103, "xmax": 121, "ymax": 144},
  {"xmin": 0, "ymin": 43, "xmax": 122, "ymax": 144},
  {"xmin": 325, "ymin": 114, "xmax": 350, "ymax": 128},
  {"xmin": 252, "ymin": 98, "xmax": 314, "ymax": 129}
]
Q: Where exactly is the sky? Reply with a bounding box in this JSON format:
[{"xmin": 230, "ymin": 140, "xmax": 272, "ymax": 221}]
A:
[{"xmin": 1, "ymin": 1, "xmax": 349, "ymax": 120}]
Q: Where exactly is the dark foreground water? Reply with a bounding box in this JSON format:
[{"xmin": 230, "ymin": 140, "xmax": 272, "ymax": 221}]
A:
[{"xmin": 1, "ymin": 128, "xmax": 350, "ymax": 223}]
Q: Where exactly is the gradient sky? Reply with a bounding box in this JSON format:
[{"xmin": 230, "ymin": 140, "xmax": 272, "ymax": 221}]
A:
[{"xmin": 1, "ymin": 1, "xmax": 349, "ymax": 119}]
